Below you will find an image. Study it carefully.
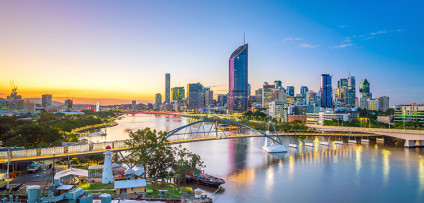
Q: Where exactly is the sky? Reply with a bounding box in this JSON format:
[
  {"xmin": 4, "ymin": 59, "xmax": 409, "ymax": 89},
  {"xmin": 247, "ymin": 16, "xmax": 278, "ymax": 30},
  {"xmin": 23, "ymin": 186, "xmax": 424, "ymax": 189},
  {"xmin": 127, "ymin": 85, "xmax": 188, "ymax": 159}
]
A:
[{"xmin": 0, "ymin": 0, "xmax": 423, "ymax": 105}]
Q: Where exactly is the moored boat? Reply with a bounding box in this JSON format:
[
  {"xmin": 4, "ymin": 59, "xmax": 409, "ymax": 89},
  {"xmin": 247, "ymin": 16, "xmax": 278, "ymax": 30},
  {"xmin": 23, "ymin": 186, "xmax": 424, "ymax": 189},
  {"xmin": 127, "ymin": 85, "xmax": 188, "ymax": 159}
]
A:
[{"xmin": 186, "ymin": 172, "xmax": 225, "ymax": 187}]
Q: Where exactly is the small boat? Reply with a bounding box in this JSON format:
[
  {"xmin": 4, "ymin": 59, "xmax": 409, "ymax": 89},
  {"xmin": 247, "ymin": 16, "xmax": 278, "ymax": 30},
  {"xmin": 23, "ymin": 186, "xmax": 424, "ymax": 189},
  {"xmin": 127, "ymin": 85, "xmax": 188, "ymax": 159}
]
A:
[{"xmin": 186, "ymin": 172, "xmax": 225, "ymax": 187}]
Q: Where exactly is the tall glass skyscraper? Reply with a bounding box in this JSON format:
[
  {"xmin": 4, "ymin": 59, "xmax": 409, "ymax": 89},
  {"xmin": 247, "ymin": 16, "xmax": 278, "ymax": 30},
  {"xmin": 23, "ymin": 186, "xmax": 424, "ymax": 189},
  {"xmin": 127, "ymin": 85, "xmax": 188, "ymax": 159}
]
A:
[
  {"xmin": 165, "ymin": 73, "xmax": 170, "ymax": 104},
  {"xmin": 229, "ymin": 43, "xmax": 248, "ymax": 112},
  {"xmin": 320, "ymin": 74, "xmax": 333, "ymax": 108},
  {"xmin": 347, "ymin": 75, "xmax": 356, "ymax": 107}
]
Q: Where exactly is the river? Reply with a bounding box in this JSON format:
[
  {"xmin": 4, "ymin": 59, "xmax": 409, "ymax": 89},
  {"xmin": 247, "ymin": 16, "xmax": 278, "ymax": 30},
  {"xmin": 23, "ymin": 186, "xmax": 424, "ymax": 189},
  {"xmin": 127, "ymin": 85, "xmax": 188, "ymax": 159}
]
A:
[{"xmin": 85, "ymin": 114, "xmax": 424, "ymax": 202}]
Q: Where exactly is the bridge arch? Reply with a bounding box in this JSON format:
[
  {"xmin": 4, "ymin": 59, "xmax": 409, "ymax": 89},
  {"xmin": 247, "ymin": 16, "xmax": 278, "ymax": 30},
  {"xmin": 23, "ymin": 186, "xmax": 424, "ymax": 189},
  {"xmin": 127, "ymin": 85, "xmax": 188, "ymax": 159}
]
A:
[{"xmin": 164, "ymin": 119, "xmax": 282, "ymax": 145}]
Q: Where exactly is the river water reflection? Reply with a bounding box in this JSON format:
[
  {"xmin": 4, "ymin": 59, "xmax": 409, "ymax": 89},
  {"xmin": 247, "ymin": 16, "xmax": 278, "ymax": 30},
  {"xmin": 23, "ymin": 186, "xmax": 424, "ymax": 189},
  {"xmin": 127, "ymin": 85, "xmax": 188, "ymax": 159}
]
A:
[{"xmin": 87, "ymin": 114, "xmax": 424, "ymax": 202}]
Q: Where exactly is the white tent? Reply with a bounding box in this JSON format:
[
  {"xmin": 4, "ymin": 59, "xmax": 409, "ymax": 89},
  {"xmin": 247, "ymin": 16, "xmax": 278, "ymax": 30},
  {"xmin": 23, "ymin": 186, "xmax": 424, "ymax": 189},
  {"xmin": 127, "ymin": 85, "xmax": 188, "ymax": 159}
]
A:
[{"xmin": 54, "ymin": 168, "xmax": 88, "ymax": 179}]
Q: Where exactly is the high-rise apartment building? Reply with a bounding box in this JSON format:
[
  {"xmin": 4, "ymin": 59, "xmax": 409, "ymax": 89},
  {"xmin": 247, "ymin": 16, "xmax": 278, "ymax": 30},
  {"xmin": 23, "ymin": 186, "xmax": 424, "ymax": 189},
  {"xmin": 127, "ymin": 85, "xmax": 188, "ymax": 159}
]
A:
[
  {"xmin": 201, "ymin": 87, "xmax": 210, "ymax": 108},
  {"xmin": 155, "ymin": 93, "xmax": 162, "ymax": 110},
  {"xmin": 320, "ymin": 74, "xmax": 333, "ymax": 108},
  {"xmin": 229, "ymin": 43, "xmax": 248, "ymax": 113},
  {"xmin": 42, "ymin": 94, "xmax": 53, "ymax": 108},
  {"xmin": 187, "ymin": 83, "xmax": 203, "ymax": 110},
  {"xmin": 165, "ymin": 73, "xmax": 170, "ymax": 104},
  {"xmin": 286, "ymin": 86, "xmax": 295, "ymax": 97},
  {"xmin": 378, "ymin": 96, "xmax": 390, "ymax": 112}
]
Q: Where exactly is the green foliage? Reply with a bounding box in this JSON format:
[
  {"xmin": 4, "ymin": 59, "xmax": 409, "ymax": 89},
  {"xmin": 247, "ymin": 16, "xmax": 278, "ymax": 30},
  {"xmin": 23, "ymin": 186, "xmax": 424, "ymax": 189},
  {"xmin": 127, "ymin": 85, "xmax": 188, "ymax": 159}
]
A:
[
  {"xmin": 2, "ymin": 124, "xmax": 63, "ymax": 148},
  {"xmin": 125, "ymin": 128, "xmax": 168, "ymax": 178},
  {"xmin": 0, "ymin": 111, "xmax": 118, "ymax": 148},
  {"xmin": 323, "ymin": 118, "xmax": 389, "ymax": 128},
  {"xmin": 393, "ymin": 121, "xmax": 423, "ymax": 129},
  {"xmin": 126, "ymin": 128, "xmax": 205, "ymax": 185}
]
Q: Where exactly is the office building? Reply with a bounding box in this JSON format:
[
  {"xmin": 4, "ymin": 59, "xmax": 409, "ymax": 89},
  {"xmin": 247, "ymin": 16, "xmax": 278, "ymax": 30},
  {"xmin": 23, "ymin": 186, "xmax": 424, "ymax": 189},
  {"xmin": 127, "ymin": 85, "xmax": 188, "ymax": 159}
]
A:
[
  {"xmin": 228, "ymin": 43, "xmax": 248, "ymax": 112},
  {"xmin": 165, "ymin": 73, "xmax": 170, "ymax": 104},
  {"xmin": 131, "ymin": 100, "xmax": 136, "ymax": 110},
  {"xmin": 269, "ymin": 101, "xmax": 287, "ymax": 122},
  {"xmin": 201, "ymin": 87, "xmax": 210, "ymax": 108},
  {"xmin": 262, "ymin": 82, "xmax": 275, "ymax": 108},
  {"xmin": 347, "ymin": 75, "xmax": 356, "ymax": 107},
  {"xmin": 336, "ymin": 78, "xmax": 348, "ymax": 104},
  {"xmin": 205, "ymin": 90, "xmax": 214, "ymax": 107},
  {"xmin": 286, "ymin": 86, "xmax": 294, "ymax": 97},
  {"xmin": 171, "ymin": 87, "xmax": 185, "ymax": 101},
  {"xmin": 378, "ymin": 96, "xmax": 390, "ymax": 112},
  {"xmin": 359, "ymin": 79, "xmax": 372, "ymax": 109},
  {"xmin": 217, "ymin": 94, "xmax": 228, "ymax": 107},
  {"xmin": 274, "ymin": 80, "xmax": 282, "ymax": 89},
  {"xmin": 42, "ymin": 94, "xmax": 53, "ymax": 108},
  {"xmin": 306, "ymin": 91, "xmax": 317, "ymax": 106},
  {"xmin": 187, "ymin": 83, "xmax": 203, "ymax": 110},
  {"xmin": 394, "ymin": 104, "xmax": 424, "ymax": 125},
  {"xmin": 367, "ymin": 98, "xmax": 379, "ymax": 111},
  {"xmin": 278, "ymin": 87, "xmax": 287, "ymax": 103},
  {"xmin": 300, "ymin": 86, "xmax": 309, "ymax": 97},
  {"xmin": 64, "ymin": 99, "xmax": 73, "ymax": 111},
  {"xmin": 306, "ymin": 112, "xmax": 349, "ymax": 125},
  {"xmin": 320, "ymin": 74, "xmax": 333, "ymax": 108}
]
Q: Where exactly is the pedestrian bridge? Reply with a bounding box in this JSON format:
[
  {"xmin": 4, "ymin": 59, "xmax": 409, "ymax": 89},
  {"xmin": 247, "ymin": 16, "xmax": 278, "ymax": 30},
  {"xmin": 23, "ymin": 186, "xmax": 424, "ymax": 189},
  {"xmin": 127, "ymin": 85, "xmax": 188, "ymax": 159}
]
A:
[{"xmin": 0, "ymin": 119, "xmax": 373, "ymax": 163}]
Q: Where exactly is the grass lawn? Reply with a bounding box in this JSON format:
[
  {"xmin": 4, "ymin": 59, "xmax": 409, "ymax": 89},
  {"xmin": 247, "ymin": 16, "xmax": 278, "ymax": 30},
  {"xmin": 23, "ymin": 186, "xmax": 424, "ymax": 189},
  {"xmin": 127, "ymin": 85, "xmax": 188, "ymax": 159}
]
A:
[
  {"xmin": 148, "ymin": 180, "xmax": 192, "ymax": 198},
  {"xmin": 79, "ymin": 182, "xmax": 114, "ymax": 190}
]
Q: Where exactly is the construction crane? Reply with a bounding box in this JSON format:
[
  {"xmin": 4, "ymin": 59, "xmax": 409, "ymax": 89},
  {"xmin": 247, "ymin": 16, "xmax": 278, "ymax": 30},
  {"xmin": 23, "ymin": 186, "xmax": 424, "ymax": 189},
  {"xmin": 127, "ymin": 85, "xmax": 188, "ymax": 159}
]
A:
[{"xmin": 9, "ymin": 80, "xmax": 17, "ymax": 93}]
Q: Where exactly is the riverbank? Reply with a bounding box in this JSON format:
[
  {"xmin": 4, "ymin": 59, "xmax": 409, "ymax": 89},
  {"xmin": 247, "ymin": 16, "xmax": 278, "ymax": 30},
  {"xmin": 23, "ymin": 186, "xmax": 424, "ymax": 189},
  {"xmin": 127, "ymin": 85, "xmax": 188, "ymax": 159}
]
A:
[{"xmin": 71, "ymin": 121, "xmax": 118, "ymax": 133}]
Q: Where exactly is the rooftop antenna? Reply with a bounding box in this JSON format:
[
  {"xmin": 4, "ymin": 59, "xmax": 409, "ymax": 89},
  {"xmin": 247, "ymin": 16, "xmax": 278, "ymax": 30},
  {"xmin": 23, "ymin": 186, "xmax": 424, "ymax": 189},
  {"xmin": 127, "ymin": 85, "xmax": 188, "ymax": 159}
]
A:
[{"xmin": 243, "ymin": 33, "xmax": 246, "ymax": 45}]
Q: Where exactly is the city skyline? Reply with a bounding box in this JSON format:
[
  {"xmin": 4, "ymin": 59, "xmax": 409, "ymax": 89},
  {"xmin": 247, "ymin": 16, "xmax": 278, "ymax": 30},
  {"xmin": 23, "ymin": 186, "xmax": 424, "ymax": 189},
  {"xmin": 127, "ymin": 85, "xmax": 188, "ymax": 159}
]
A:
[{"xmin": 1, "ymin": 1, "xmax": 423, "ymax": 105}]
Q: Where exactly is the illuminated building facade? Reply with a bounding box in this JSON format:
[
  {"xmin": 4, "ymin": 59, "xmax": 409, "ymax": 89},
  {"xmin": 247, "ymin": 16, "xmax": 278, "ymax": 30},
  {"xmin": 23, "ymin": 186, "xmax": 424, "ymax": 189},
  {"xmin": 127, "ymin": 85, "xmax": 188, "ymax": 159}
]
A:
[
  {"xmin": 320, "ymin": 74, "xmax": 333, "ymax": 108},
  {"xmin": 229, "ymin": 43, "xmax": 248, "ymax": 113}
]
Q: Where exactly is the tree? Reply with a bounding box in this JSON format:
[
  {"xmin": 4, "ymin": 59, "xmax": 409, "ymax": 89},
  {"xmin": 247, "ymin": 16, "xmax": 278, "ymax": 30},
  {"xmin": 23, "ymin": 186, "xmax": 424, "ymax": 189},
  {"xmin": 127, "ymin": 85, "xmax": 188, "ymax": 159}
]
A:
[
  {"xmin": 125, "ymin": 128, "xmax": 168, "ymax": 179},
  {"xmin": 172, "ymin": 145, "xmax": 205, "ymax": 185},
  {"xmin": 147, "ymin": 146, "xmax": 175, "ymax": 185}
]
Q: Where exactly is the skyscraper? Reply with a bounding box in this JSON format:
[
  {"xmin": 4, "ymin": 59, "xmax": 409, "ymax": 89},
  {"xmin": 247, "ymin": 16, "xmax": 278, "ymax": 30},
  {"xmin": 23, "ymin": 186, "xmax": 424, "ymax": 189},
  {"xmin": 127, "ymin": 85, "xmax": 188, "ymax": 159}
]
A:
[
  {"xmin": 320, "ymin": 74, "xmax": 333, "ymax": 108},
  {"xmin": 262, "ymin": 82, "xmax": 275, "ymax": 108},
  {"xmin": 378, "ymin": 96, "xmax": 390, "ymax": 112},
  {"xmin": 217, "ymin": 94, "xmax": 228, "ymax": 107},
  {"xmin": 42, "ymin": 94, "xmax": 52, "ymax": 108},
  {"xmin": 336, "ymin": 78, "xmax": 348, "ymax": 104},
  {"xmin": 359, "ymin": 79, "xmax": 371, "ymax": 109},
  {"xmin": 274, "ymin": 80, "xmax": 282, "ymax": 89},
  {"xmin": 229, "ymin": 43, "xmax": 248, "ymax": 113},
  {"xmin": 187, "ymin": 83, "xmax": 203, "ymax": 110},
  {"xmin": 155, "ymin": 93, "xmax": 162, "ymax": 110},
  {"xmin": 201, "ymin": 87, "xmax": 210, "ymax": 108},
  {"xmin": 300, "ymin": 86, "xmax": 309, "ymax": 97},
  {"xmin": 171, "ymin": 87, "xmax": 185, "ymax": 101},
  {"xmin": 205, "ymin": 90, "xmax": 214, "ymax": 107},
  {"xmin": 165, "ymin": 73, "xmax": 170, "ymax": 104},
  {"xmin": 131, "ymin": 100, "xmax": 136, "ymax": 110},
  {"xmin": 347, "ymin": 75, "xmax": 356, "ymax": 107},
  {"xmin": 286, "ymin": 86, "xmax": 294, "ymax": 97}
]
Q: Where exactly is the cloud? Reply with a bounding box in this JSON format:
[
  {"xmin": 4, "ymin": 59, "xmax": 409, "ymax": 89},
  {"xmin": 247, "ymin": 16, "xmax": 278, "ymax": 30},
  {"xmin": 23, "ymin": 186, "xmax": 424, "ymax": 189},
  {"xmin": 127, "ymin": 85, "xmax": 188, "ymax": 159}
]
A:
[
  {"xmin": 284, "ymin": 37, "xmax": 303, "ymax": 41},
  {"xmin": 370, "ymin": 30, "xmax": 387, "ymax": 36},
  {"xmin": 330, "ymin": 43, "xmax": 354, "ymax": 49},
  {"xmin": 299, "ymin": 43, "xmax": 319, "ymax": 48},
  {"xmin": 330, "ymin": 28, "xmax": 404, "ymax": 49}
]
